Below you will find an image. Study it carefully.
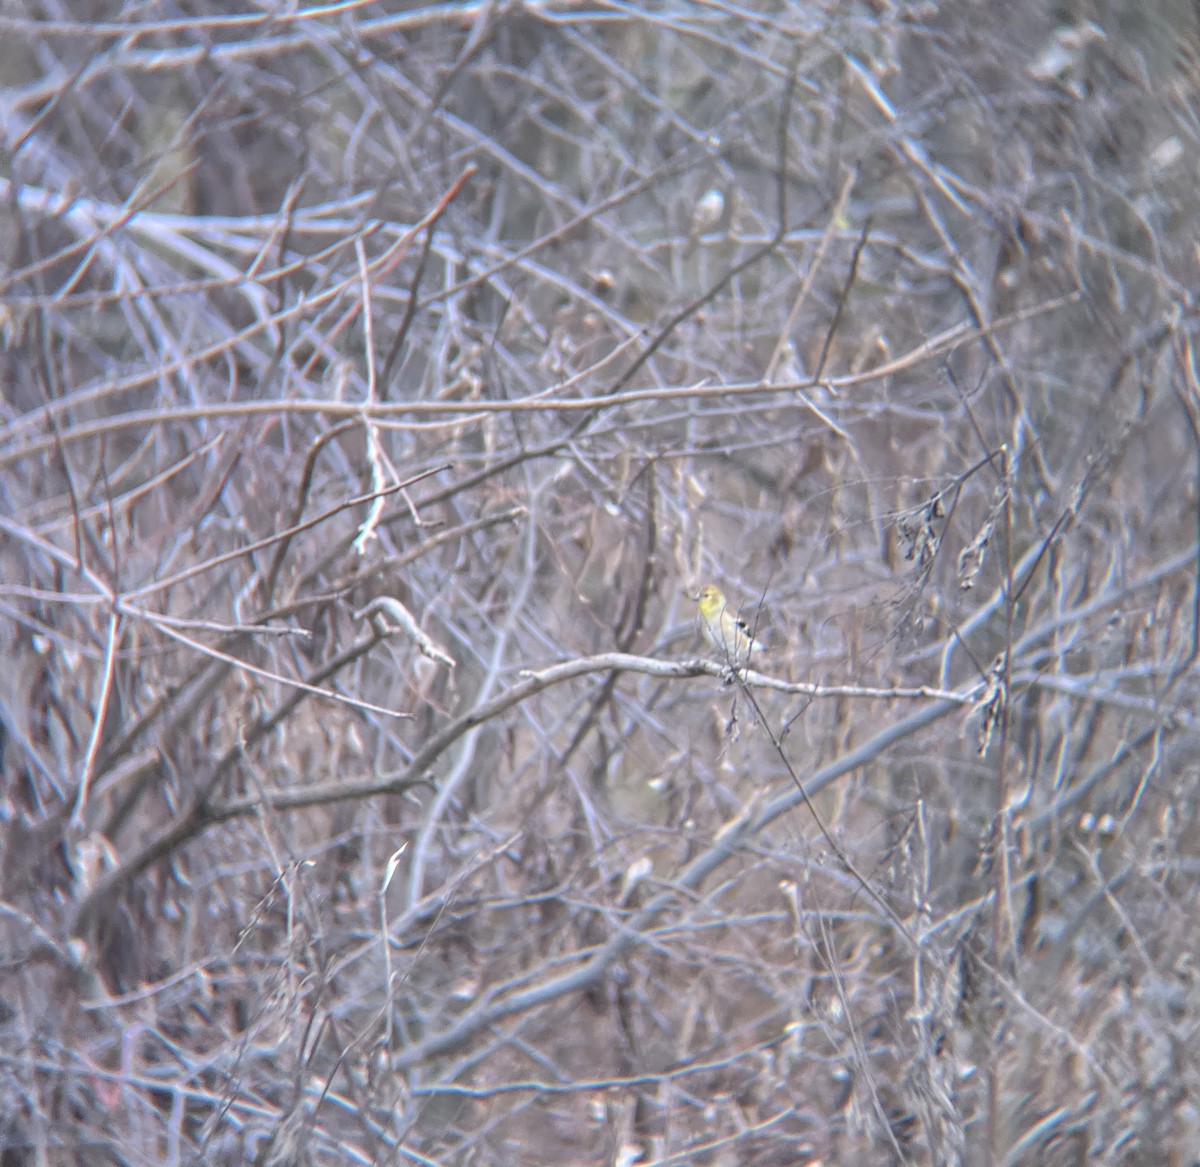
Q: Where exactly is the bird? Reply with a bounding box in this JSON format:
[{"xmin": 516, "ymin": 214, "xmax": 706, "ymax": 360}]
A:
[
  {"xmin": 696, "ymin": 584, "xmax": 764, "ymax": 666},
  {"xmin": 684, "ymin": 188, "xmax": 726, "ymax": 257},
  {"xmin": 688, "ymin": 187, "xmax": 725, "ymax": 239}
]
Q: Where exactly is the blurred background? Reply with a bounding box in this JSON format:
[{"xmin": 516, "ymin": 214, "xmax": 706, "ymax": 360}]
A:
[{"xmin": 2, "ymin": 1, "xmax": 1199, "ymax": 1163}]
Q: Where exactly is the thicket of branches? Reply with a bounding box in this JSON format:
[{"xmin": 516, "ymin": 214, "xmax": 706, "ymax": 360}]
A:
[{"xmin": 2, "ymin": 1, "xmax": 1200, "ymax": 1164}]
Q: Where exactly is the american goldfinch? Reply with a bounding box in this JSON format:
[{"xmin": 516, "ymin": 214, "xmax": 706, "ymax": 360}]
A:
[{"xmin": 697, "ymin": 584, "xmax": 764, "ymax": 665}]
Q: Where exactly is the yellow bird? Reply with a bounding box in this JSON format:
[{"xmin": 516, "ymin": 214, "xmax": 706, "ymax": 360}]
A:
[{"xmin": 697, "ymin": 584, "xmax": 764, "ymax": 665}]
